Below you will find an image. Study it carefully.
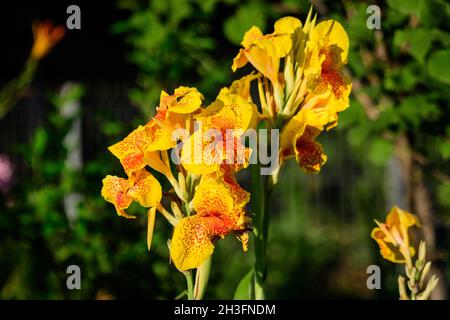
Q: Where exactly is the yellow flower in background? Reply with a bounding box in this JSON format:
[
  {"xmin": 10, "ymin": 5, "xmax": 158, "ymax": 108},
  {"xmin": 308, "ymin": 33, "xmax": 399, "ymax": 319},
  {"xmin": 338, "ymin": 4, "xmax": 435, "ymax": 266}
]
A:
[
  {"xmin": 101, "ymin": 169, "xmax": 162, "ymax": 219},
  {"xmin": 170, "ymin": 172, "xmax": 250, "ymax": 270},
  {"xmin": 232, "ymin": 17, "xmax": 301, "ymax": 84},
  {"xmin": 31, "ymin": 20, "xmax": 65, "ymax": 60},
  {"xmin": 371, "ymin": 207, "xmax": 421, "ymax": 264},
  {"xmin": 181, "ymin": 90, "xmax": 254, "ymax": 175}
]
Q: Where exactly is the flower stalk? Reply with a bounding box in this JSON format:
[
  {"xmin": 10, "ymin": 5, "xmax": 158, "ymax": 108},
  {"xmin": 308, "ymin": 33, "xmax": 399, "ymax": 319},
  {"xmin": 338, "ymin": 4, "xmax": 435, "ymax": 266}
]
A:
[
  {"xmin": 371, "ymin": 208, "xmax": 439, "ymax": 300},
  {"xmin": 183, "ymin": 270, "xmax": 194, "ymax": 300}
]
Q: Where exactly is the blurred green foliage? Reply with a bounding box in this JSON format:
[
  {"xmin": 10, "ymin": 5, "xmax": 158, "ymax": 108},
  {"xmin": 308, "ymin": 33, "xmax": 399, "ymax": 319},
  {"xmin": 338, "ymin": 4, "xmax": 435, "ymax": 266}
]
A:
[
  {"xmin": 1, "ymin": 0, "xmax": 449, "ymax": 299},
  {"xmin": 338, "ymin": 0, "xmax": 449, "ymax": 210}
]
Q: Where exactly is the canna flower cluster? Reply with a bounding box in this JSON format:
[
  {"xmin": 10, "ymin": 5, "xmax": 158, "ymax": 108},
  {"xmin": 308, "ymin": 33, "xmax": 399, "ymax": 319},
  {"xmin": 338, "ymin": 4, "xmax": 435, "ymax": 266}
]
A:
[
  {"xmin": 101, "ymin": 10, "xmax": 352, "ymax": 296},
  {"xmin": 233, "ymin": 11, "xmax": 351, "ymax": 176},
  {"xmin": 101, "ymin": 84, "xmax": 253, "ymax": 271},
  {"xmin": 371, "ymin": 207, "xmax": 439, "ymax": 300}
]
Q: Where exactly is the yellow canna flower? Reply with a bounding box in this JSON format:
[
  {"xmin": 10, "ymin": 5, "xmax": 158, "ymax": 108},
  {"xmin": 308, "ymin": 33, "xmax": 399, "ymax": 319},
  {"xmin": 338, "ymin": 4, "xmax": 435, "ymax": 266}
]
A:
[
  {"xmin": 108, "ymin": 86, "xmax": 203, "ymax": 178},
  {"xmin": 108, "ymin": 125, "xmax": 172, "ymax": 179},
  {"xmin": 31, "ymin": 20, "xmax": 65, "ymax": 60},
  {"xmin": 101, "ymin": 169, "xmax": 162, "ymax": 219},
  {"xmin": 304, "ymin": 20, "xmax": 351, "ymax": 126},
  {"xmin": 276, "ymin": 18, "xmax": 351, "ymax": 175},
  {"xmin": 170, "ymin": 172, "xmax": 250, "ymax": 270},
  {"xmin": 232, "ymin": 17, "xmax": 302, "ymax": 84},
  {"xmin": 279, "ymin": 108, "xmax": 327, "ymax": 173},
  {"xmin": 159, "ymin": 86, "xmax": 204, "ymax": 114},
  {"xmin": 371, "ymin": 207, "xmax": 421, "ymax": 264},
  {"xmin": 146, "ymin": 86, "xmax": 203, "ymax": 152},
  {"xmin": 180, "ymin": 90, "xmax": 254, "ymax": 175}
]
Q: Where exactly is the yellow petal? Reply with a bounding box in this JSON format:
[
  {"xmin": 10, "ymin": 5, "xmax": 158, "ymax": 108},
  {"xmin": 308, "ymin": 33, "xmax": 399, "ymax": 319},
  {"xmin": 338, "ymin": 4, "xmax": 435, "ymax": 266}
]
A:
[
  {"xmin": 294, "ymin": 127, "xmax": 327, "ymax": 174},
  {"xmin": 311, "ymin": 20, "xmax": 349, "ymax": 63},
  {"xmin": 193, "ymin": 174, "xmax": 235, "ymax": 215},
  {"xmin": 147, "ymin": 206, "xmax": 157, "ymax": 251},
  {"xmin": 279, "ymin": 109, "xmax": 309, "ymax": 160},
  {"xmin": 101, "ymin": 175, "xmax": 135, "ymax": 219},
  {"xmin": 170, "ymin": 173, "xmax": 251, "ymax": 270},
  {"xmin": 108, "ymin": 125, "xmax": 149, "ymax": 176},
  {"xmin": 170, "ymin": 210, "xmax": 243, "ymax": 270},
  {"xmin": 371, "ymin": 228, "xmax": 405, "ymax": 263},
  {"xmin": 247, "ymin": 19, "xmax": 298, "ymax": 58},
  {"xmin": 274, "ymin": 16, "xmax": 302, "ymax": 34},
  {"xmin": 241, "ymin": 26, "xmax": 264, "ymax": 48},
  {"xmin": 144, "ymin": 150, "xmax": 173, "ymax": 179},
  {"xmin": 387, "ymin": 206, "xmax": 420, "ymax": 250},
  {"xmin": 180, "ymin": 130, "xmax": 221, "ymax": 175},
  {"xmin": 305, "ymin": 20, "xmax": 351, "ymax": 114},
  {"xmin": 245, "ymin": 46, "xmax": 280, "ymax": 84},
  {"xmin": 388, "ymin": 206, "xmax": 419, "ymax": 229},
  {"xmin": 168, "ymin": 86, "xmax": 204, "ymax": 114},
  {"xmin": 227, "ymin": 72, "xmax": 260, "ymax": 101},
  {"xmin": 232, "ymin": 48, "xmax": 249, "ymax": 72},
  {"xmin": 127, "ymin": 169, "xmax": 162, "ymax": 208},
  {"xmin": 217, "ymin": 91, "xmax": 254, "ymax": 131},
  {"xmin": 223, "ymin": 172, "xmax": 250, "ymax": 208},
  {"xmin": 170, "ymin": 215, "xmax": 215, "ymax": 270},
  {"xmin": 146, "ymin": 112, "xmax": 185, "ymax": 151}
]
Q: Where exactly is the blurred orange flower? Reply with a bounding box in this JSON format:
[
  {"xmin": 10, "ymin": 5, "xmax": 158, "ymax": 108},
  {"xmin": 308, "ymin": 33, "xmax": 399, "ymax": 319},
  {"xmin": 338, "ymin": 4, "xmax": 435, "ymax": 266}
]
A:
[{"xmin": 31, "ymin": 20, "xmax": 65, "ymax": 59}]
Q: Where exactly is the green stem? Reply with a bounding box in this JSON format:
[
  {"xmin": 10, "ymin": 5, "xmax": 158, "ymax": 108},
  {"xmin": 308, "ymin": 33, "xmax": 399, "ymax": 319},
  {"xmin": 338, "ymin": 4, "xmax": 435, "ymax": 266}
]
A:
[
  {"xmin": 183, "ymin": 270, "xmax": 194, "ymax": 300},
  {"xmin": 0, "ymin": 58, "xmax": 38, "ymax": 119},
  {"xmin": 251, "ymin": 165, "xmax": 273, "ymax": 300}
]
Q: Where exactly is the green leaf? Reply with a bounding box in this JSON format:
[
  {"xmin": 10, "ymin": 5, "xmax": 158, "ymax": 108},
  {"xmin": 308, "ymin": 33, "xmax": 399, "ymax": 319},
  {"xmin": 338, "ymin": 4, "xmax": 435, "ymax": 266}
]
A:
[
  {"xmin": 345, "ymin": 3, "xmax": 373, "ymax": 45},
  {"xmin": 396, "ymin": 95, "xmax": 440, "ymax": 128},
  {"xmin": 427, "ymin": 49, "xmax": 450, "ymax": 84},
  {"xmin": 224, "ymin": 4, "xmax": 266, "ymax": 45},
  {"xmin": 437, "ymin": 183, "xmax": 450, "ymax": 209},
  {"xmin": 387, "ymin": 0, "xmax": 419, "ymax": 15},
  {"xmin": 338, "ymin": 99, "xmax": 366, "ymax": 129},
  {"xmin": 393, "ymin": 29, "xmax": 433, "ymax": 62},
  {"xmin": 233, "ymin": 269, "xmax": 254, "ymax": 300},
  {"xmin": 431, "ymin": 29, "xmax": 450, "ymax": 46},
  {"xmin": 32, "ymin": 127, "xmax": 48, "ymax": 156},
  {"xmin": 438, "ymin": 140, "xmax": 450, "ymax": 160},
  {"xmin": 368, "ymin": 139, "xmax": 393, "ymax": 166},
  {"xmin": 347, "ymin": 125, "xmax": 370, "ymax": 147},
  {"xmin": 196, "ymin": 0, "xmax": 217, "ymax": 13},
  {"xmin": 418, "ymin": 0, "xmax": 449, "ymax": 27}
]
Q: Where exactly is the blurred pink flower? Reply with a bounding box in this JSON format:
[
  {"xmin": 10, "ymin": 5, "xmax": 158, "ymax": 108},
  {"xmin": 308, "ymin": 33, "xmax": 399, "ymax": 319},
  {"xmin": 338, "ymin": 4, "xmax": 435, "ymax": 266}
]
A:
[{"xmin": 0, "ymin": 154, "xmax": 14, "ymax": 192}]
